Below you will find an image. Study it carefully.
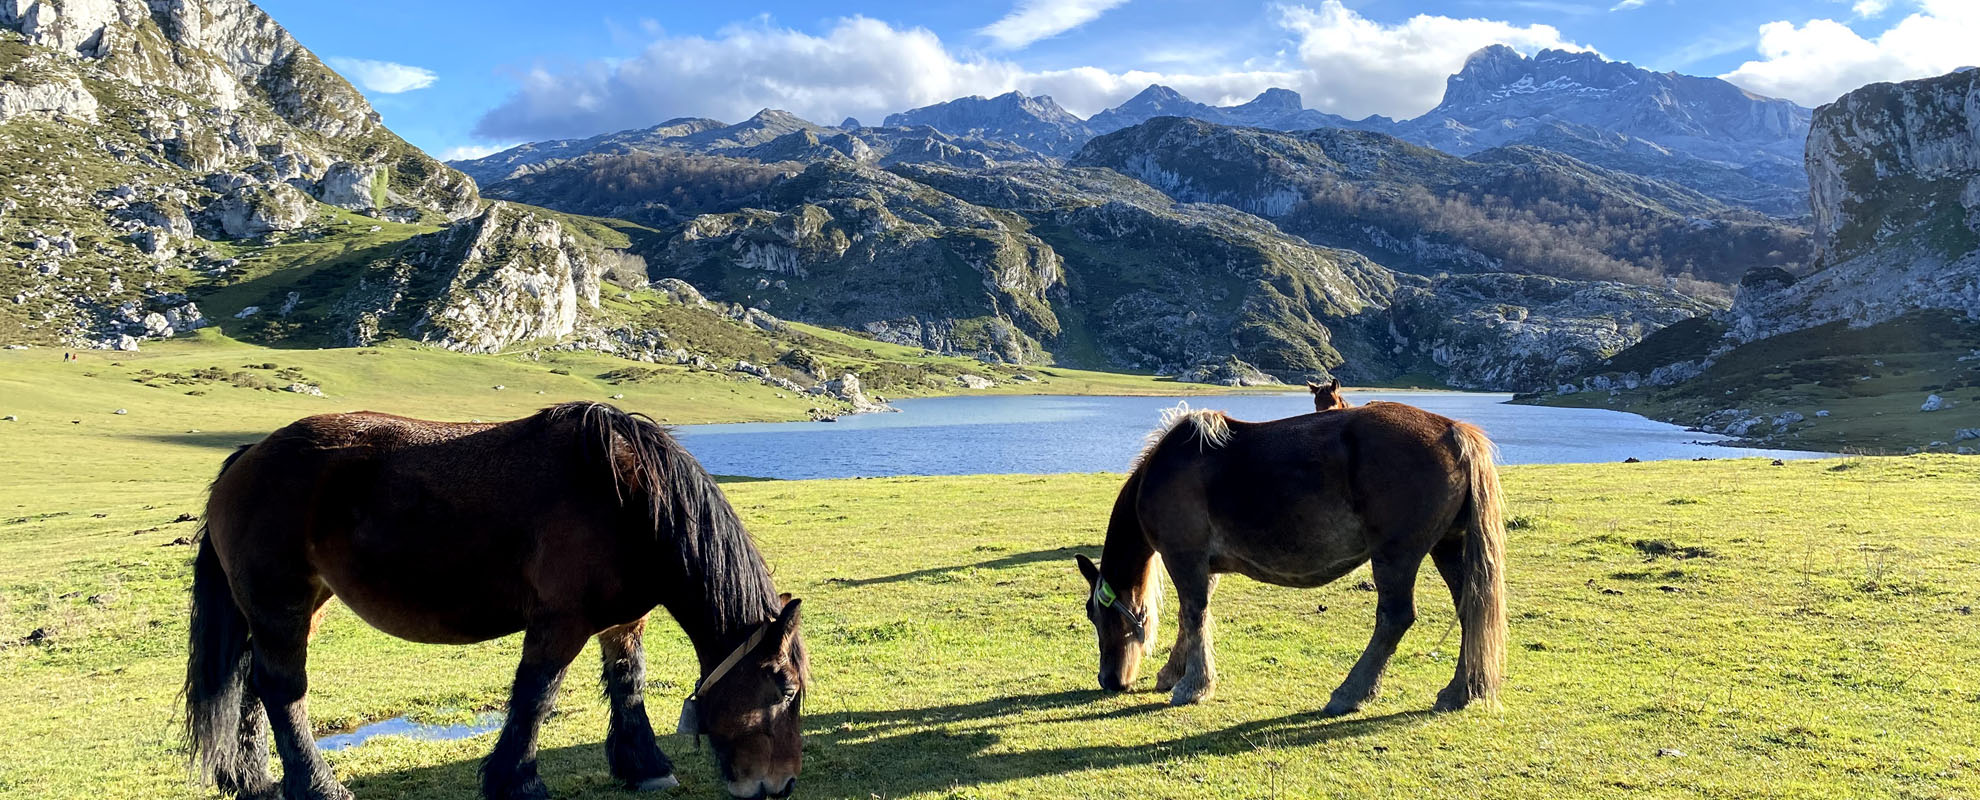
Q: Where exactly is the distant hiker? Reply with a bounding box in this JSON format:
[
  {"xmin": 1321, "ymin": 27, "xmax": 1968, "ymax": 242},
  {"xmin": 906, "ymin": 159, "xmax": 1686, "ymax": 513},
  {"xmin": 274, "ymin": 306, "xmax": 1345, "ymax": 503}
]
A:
[{"xmin": 1308, "ymin": 379, "xmax": 1350, "ymax": 412}]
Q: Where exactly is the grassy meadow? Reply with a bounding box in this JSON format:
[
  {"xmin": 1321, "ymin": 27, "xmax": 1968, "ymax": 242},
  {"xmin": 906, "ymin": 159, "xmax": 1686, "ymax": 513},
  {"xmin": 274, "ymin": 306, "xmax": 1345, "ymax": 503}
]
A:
[{"xmin": 3, "ymin": 339, "xmax": 1979, "ymax": 799}]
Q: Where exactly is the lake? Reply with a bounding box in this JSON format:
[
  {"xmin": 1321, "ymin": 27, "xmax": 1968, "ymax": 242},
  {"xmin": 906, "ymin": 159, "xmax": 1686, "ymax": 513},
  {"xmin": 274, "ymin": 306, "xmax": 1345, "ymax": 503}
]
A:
[{"xmin": 674, "ymin": 390, "xmax": 1824, "ymax": 480}]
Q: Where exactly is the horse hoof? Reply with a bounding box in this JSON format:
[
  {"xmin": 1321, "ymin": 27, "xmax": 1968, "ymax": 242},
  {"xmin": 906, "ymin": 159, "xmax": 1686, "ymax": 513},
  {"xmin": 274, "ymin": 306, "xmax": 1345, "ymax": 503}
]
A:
[
  {"xmin": 1319, "ymin": 700, "xmax": 1360, "ymax": 718},
  {"xmin": 635, "ymin": 775, "xmax": 680, "ymax": 791},
  {"xmin": 1433, "ymin": 690, "xmax": 1472, "ymax": 713},
  {"xmin": 1169, "ymin": 681, "xmax": 1214, "ymax": 706}
]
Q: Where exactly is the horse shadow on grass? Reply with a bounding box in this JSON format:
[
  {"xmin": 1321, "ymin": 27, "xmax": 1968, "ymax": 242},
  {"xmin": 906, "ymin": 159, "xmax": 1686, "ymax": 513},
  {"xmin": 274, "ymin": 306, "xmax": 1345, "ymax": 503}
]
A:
[
  {"xmin": 131, "ymin": 431, "xmax": 267, "ymax": 451},
  {"xmin": 832, "ymin": 546, "xmax": 1085, "ymax": 587},
  {"xmin": 343, "ymin": 689, "xmax": 1431, "ymax": 799}
]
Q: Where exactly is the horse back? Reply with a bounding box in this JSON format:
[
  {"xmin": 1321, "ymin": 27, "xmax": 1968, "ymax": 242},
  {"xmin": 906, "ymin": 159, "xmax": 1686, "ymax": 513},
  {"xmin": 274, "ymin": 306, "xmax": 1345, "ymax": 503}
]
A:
[
  {"xmin": 203, "ymin": 408, "xmax": 656, "ymax": 643},
  {"xmin": 1132, "ymin": 403, "xmax": 1476, "ymax": 584}
]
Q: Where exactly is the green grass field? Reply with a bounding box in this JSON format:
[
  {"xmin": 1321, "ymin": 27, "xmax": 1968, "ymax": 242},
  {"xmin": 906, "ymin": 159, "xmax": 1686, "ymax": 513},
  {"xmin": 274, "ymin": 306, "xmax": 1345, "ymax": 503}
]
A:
[{"xmin": 3, "ymin": 341, "xmax": 1978, "ymax": 799}]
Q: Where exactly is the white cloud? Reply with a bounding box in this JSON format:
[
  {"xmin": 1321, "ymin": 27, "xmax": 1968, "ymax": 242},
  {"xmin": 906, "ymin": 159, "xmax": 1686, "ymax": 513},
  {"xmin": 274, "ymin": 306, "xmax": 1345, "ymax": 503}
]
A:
[
  {"xmin": 1719, "ymin": 0, "xmax": 1980, "ymax": 106},
  {"xmin": 472, "ymin": 2, "xmax": 1588, "ymax": 141},
  {"xmin": 437, "ymin": 143, "xmax": 518, "ymax": 162},
  {"xmin": 980, "ymin": 0, "xmax": 1131, "ymax": 50},
  {"xmin": 1610, "ymin": 0, "xmax": 1647, "ymax": 11},
  {"xmin": 1852, "ymin": 0, "xmax": 1890, "ymax": 18},
  {"xmin": 326, "ymin": 57, "xmax": 438, "ymax": 94},
  {"xmin": 1277, "ymin": 2, "xmax": 1588, "ymax": 119}
]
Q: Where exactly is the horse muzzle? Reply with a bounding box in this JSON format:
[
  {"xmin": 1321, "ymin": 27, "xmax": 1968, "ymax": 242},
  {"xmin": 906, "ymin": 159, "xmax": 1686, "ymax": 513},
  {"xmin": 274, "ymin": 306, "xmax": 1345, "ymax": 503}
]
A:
[{"xmin": 728, "ymin": 776, "xmax": 797, "ymax": 799}]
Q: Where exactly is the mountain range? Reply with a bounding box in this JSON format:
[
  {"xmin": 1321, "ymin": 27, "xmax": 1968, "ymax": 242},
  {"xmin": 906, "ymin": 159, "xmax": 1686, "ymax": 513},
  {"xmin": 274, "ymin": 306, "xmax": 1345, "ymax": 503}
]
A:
[{"xmin": 459, "ymin": 46, "xmax": 1813, "ymax": 216}]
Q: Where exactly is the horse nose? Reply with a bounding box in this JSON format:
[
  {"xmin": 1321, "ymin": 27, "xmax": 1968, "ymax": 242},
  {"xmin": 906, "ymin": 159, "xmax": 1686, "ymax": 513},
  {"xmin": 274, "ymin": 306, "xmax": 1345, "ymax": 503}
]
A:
[
  {"xmin": 729, "ymin": 777, "xmax": 796, "ymax": 799},
  {"xmin": 1099, "ymin": 670, "xmax": 1129, "ymax": 692}
]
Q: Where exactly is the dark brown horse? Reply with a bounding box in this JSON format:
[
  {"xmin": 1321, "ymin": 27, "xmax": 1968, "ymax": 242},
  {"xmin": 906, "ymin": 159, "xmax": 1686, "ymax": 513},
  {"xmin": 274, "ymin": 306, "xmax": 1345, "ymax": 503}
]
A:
[
  {"xmin": 184, "ymin": 402, "xmax": 808, "ymax": 800},
  {"xmin": 1308, "ymin": 379, "xmax": 1351, "ymax": 412},
  {"xmin": 1076, "ymin": 401, "xmax": 1506, "ymax": 715}
]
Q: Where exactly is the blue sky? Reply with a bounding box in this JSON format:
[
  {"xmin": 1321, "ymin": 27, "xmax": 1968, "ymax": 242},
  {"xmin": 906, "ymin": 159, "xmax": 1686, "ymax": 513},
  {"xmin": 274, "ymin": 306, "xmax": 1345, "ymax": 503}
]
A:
[{"xmin": 257, "ymin": 0, "xmax": 1978, "ymax": 160}]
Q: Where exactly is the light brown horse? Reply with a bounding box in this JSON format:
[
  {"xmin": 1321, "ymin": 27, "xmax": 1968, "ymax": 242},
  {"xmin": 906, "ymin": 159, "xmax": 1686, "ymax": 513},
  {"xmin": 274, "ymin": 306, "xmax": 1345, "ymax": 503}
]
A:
[
  {"xmin": 1308, "ymin": 379, "xmax": 1351, "ymax": 412},
  {"xmin": 1076, "ymin": 401, "xmax": 1506, "ymax": 715},
  {"xmin": 184, "ymin": 402, "xmax": 807, "ymax": 800}
]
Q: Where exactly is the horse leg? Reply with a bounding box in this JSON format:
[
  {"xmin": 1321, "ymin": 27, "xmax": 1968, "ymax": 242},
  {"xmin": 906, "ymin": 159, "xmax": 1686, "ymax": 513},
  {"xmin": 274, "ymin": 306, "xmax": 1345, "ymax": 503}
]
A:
[
  {"xmin": 598, "ymin": 618, "xmax": 676, "ymax": 791},
  {"xmin": 1429, "ymin": 536, "xmax": 1475, "ymax": 711},
  {"xmin": 1165, "ymin": 558, "xmax": 1219, "ymax": 706},
  {"xmin": 1322, "ymin": 554, "xmax": 1421, "ymax": 717},
  {"xmin": 247, "ymin": 590, "xmax": 349, "ymax": 800},
  {"xmin": 1153, "ymin": 622, "xmax": 1193, "ymax": 693},
  {"xmin": 481, "ymin": 615, "xmax": 590, "ymax": 800}
]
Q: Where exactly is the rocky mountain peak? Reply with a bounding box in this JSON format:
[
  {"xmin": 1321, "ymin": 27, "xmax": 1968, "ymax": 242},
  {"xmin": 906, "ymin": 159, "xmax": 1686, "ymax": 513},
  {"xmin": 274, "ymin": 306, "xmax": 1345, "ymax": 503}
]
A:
[
  {"xmin": 883, "ymin": 91, "xmax": 1091, "ymax": 156},
  {"xmin": 1237, "ymin": 88, "xmax": 1303, "ymax": 112},
  {"xmin": 1124, "ymin": 84, "xmax": 1188, "ymax": 107}
]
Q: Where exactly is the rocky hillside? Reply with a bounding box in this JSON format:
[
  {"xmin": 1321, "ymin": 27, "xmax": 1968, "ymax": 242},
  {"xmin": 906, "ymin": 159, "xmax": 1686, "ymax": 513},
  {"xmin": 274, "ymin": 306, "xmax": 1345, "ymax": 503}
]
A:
[
  {"xmin": 0, "ymin": 0, "xmax": 477, "ymax": 348},
  {"xmin": 619, "ymin": 156, "xmax": 1713, "ymax": 390},
  {"xmin": 1534, "ymin": 69, "xmax": 1980, "ymax": 452},
  {"xmin": 1072, "ymin": 117, "xmax": 1810, "ymax": 290}
]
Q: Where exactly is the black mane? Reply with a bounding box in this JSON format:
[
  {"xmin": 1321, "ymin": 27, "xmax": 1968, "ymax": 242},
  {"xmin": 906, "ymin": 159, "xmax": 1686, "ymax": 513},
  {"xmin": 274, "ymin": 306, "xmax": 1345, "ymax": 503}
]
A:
[{"xmin": 546, "ymin": 402, "xmax": 778, "ymax": 640}]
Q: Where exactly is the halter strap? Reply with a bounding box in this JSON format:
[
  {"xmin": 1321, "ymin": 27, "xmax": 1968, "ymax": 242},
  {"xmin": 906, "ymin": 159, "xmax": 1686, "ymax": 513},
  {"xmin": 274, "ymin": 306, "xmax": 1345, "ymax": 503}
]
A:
[
  {"xmin": 692, "ymin": 623, "xmax": 771, "ymax": 700},
  {"xmin": 1093, "ymin": 578, "xmax": 1148, "ymax": 642},
  {"xmin": 677, "ymin": 622, "xmax": 774, "ymax": 741}
]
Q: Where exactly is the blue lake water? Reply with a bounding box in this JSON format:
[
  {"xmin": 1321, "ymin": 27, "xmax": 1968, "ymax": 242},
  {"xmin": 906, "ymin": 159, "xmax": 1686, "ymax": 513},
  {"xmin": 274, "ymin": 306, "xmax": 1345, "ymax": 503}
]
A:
[{"xmin": 675, "ymin": 391, "xmax": 1825, "ymax": 480}]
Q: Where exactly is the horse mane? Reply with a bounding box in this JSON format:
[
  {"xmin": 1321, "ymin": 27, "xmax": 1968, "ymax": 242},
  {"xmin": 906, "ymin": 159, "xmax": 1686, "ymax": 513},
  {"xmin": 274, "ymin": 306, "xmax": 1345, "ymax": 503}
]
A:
[
  {"xmin": 1132, "ymin": 402, "xmax": 1233, "ymax": 469},
  {"xmin": 543, "ymin": 402, "xmax": 777, "ymax": 634}
]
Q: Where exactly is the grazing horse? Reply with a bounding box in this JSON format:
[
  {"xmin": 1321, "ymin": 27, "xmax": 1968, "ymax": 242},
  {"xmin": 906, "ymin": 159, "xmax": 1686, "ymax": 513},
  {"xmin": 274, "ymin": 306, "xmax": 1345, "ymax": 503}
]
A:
[
  {"xmin": 184, "ymin": 402, "xmax": 808, "ymax": 800},
  {"xmin": 1308, "ymin": 379, "xmax": 1350, "ymax": 412},
  {"xmin": 1075, "ymin": 401, "xmax": 1506, "ymax": 715}
]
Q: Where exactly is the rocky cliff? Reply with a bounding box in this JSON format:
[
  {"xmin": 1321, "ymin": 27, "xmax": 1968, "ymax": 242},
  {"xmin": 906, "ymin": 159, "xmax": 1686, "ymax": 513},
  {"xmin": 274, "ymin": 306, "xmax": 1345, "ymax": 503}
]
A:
[
  {"xmin": 1732, "ymin": 68, "xmax": 1980, "ymax": 344},
  {"xmin": 1534, "ymin": 69, "xmax": 1980, "ymax": 451},
  {"xmin": 335, "ymin": 203, "xmax": 602, "ymax": 353}
]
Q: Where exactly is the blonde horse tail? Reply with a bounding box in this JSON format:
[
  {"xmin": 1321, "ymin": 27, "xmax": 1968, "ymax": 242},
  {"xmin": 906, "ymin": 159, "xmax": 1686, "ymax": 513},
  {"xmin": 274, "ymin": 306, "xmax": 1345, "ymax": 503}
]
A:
[{"xmin": 1452, "ymin": 422, "xmax": 1507, "ymax": 709}]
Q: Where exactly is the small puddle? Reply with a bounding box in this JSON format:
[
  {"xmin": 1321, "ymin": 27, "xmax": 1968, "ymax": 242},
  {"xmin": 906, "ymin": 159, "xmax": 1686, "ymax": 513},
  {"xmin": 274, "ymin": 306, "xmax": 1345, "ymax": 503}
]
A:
[{"xmin": 317, "ymin": 711, "xmax": 505, "ymax": 751}]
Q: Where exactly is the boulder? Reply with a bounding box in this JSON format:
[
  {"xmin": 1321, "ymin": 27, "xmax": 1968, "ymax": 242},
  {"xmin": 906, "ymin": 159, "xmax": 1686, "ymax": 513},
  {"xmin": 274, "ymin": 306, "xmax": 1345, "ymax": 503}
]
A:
[
  {"xmin": 955, "ymin": 374, "xmax": 995, "ymax": 390},
  {"xmin": 1922, "ymin": 394, "xmax": 1949, "ymax": 412},
  {"xmin": 208, "ymin": 184, "xmax": 313, "ymax": 238},
  {"xmin": 315, "ymin": 162, "xmax": 387, "ymax": 213}
]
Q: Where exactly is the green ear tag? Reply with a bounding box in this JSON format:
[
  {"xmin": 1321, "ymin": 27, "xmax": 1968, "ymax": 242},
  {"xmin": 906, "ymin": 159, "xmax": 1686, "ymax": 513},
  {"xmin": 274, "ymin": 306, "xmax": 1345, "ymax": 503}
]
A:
[{"xmin": 1096, "ymin": 579, "xmax": 1118, "ymax": 608}]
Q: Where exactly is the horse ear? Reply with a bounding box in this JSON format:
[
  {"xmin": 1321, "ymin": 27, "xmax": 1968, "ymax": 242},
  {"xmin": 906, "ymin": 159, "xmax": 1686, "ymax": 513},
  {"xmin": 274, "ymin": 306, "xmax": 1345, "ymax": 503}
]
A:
[
  {"xmin": 1306, "ymin": 381, "xmax": 1322, "ymax": 392},
  {"xmin": 766, "ymin": 597, "xmax": 802, "ymax": 652},
  {"xmin": 1075, "ymin": 553, "xmax": 1100, "ymax": 585},
  {"xmin": 1326, "ymin": 379, "xmax": 1340, "ymax": 392}
]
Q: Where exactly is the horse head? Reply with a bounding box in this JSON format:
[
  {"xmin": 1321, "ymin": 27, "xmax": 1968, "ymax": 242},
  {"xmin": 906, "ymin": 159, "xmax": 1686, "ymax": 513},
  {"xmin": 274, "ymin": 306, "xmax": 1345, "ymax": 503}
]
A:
[
  {"xmin": 1075, "ymin": 553, "xmax": 1159, "ymax": 691},
  {"xmin": 1308, "ymin": 379, "xmax": 1350, "ymax": 412},
  {"xmin": 689, "ymin": 595, "xmax": 808, "ymax": 799}
]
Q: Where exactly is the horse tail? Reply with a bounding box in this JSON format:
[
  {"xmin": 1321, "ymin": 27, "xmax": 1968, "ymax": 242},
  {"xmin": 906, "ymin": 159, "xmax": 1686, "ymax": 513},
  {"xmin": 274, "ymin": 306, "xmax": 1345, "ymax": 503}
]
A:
[
  {"xmin": 1451, "ymin": 422, "xmax": 1507, "ymax": 708},
  {"xmin": 183, "ymin": 445, "xmax": 267, "ymax": 793}
]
